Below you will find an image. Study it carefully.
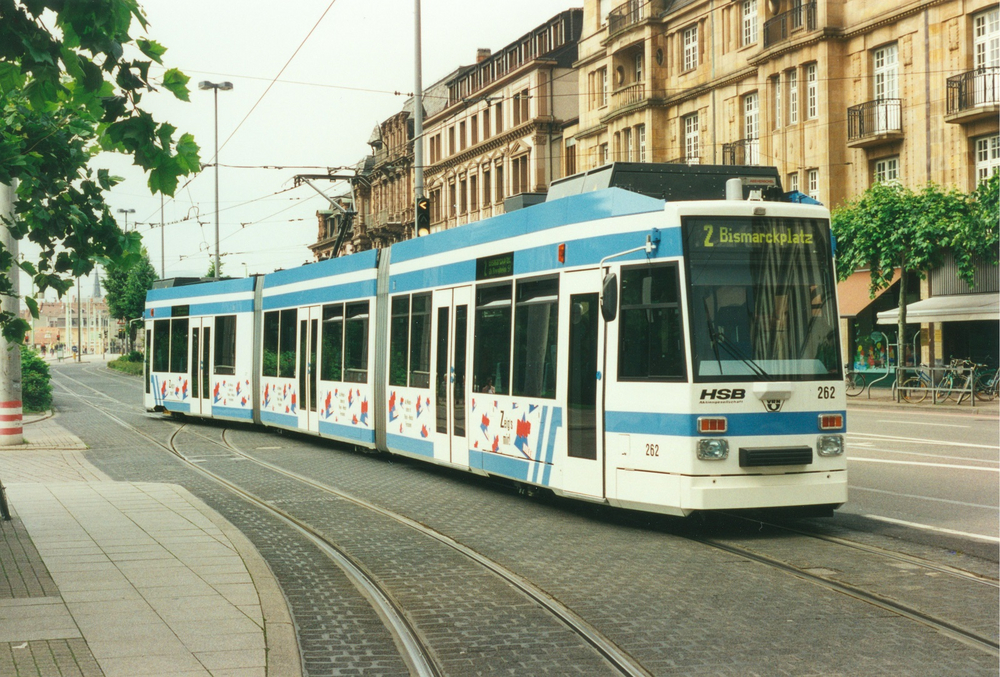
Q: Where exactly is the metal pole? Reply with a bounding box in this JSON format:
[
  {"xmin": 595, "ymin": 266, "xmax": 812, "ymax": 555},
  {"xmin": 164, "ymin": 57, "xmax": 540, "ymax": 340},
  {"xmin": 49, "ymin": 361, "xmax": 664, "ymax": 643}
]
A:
[
  {"xmin": 76, "ymin": 279, "xmax": 82, "ymax": 362},
  {"xmin": 413, "ymin": 0, "xmax": 424, "ymax": 232},
  {"xmin": 0, "ymin": 180, "xmax": 22, "ymax": 445},
  {"xmin": 160, "ymin": 194, "xmax": 165, "ymax": 279},
  {"xmin": 213, "ymin": 87, "xmax": 221, "ymax": 280}
]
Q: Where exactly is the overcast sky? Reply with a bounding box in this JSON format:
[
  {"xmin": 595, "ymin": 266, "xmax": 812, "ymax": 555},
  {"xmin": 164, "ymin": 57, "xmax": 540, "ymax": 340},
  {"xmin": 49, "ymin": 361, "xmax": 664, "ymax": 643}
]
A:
[{"xmin": 39, "ymin": 0, "xmax": 580, "ymax": 297}]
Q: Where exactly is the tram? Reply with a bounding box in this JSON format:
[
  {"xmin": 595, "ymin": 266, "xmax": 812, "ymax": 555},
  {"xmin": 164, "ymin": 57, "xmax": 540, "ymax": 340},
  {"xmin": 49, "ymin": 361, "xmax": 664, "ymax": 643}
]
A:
[{"xmin": 144, "ymin": 165, "xmax": 847, "ymax": 516}]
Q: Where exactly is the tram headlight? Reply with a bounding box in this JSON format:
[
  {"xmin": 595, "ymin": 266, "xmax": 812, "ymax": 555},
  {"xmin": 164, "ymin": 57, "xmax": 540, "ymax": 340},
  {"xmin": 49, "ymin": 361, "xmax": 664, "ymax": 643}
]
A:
[
  {"xmin": 817, "ymin": 435, "xmax": 844, "ymax": 457},
  {"xmin": 697, "ymin": 439, "xmax": 729, "ymax": 461}
]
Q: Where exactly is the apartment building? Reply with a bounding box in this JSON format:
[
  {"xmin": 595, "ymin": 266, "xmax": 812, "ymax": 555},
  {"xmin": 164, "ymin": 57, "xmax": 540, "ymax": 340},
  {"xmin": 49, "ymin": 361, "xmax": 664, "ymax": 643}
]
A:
[
  {"xmin": 568, "ymin": 0, "xmax": 998, "ymax": 366},
  {"xmin": 422, "ymin": 9, "xmax": 584, "ymax": 231}
]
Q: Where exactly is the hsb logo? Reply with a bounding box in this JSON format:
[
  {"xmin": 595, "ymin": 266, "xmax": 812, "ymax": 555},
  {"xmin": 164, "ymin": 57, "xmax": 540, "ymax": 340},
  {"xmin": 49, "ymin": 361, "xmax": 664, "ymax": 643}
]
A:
[{"xmin": 700, "ymin": 388, "xmax": 746, "ymax": 401}]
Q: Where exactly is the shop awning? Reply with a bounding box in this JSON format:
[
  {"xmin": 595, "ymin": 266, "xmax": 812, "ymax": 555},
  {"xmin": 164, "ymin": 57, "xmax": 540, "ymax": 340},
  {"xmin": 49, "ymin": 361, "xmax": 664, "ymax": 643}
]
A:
[
  {"xmin": 837, "ymin": 270, "xmax": 900, "ymax": 317},
  {"xmin": 876, "ymin": 293, "xmax": 1000, "ymax": 324}
]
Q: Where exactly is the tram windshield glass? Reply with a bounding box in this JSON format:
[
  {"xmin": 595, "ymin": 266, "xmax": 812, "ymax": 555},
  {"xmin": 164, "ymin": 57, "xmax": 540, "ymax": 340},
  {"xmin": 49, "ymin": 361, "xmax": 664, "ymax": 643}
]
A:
[{"xmin": 684, "ymin": 216, "xmax": 840, "ymax": 382}]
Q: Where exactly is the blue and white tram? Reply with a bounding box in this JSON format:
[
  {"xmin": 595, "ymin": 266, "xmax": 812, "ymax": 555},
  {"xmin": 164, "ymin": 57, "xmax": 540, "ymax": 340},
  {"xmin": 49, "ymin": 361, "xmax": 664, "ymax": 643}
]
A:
[{"xmin": 144, "ymin": 185, "xmax": 847, "ymax": 516}]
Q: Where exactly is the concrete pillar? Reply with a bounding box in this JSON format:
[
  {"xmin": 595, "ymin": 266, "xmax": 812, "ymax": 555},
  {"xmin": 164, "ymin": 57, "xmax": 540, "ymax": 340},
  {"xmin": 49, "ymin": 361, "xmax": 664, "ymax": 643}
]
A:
[{"xmin": 0, "ymin": 181, "xmax": 22, "ymax": 445}]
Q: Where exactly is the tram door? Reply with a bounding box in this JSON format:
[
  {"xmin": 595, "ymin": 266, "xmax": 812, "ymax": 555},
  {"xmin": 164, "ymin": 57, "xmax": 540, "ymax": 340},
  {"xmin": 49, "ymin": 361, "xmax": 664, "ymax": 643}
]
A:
[
  {"xmin": 561, "ymin": 271, "xmax": 604, "ymax": 499},
  {"xmin": 297, "ymin": 306, "xmax": 321, "ymax": 434},
  {"xmin": 431, "ymin": 287, "xmax": 471, "ymax": 467},
  {"xmin": 189, "ymin": 318, "xmax": 213, "ymax": 417}
]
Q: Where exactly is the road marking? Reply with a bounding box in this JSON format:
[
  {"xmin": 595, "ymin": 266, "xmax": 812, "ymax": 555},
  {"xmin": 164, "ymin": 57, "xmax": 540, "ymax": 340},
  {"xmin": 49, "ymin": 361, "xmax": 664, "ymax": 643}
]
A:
[
  {"xmin": 850, "ymin": 486, "xmax": 998, "ymax": 510},
  {"xmin": 848, "ymin": 431, "xmax": 999, "ymax": 450},
  {"xmin": 848, "ymin": 457, "xmax": 1000, "ymax": 472},
  {"xmin": 862, "ymin": 513, "xmax": 1000, "ymax": 544},
  {"xmin": 876, "ymin": 419, "xmax": 969, "ymax": 429},
  {"xmin": 846, "ymin": 445, "xmax": 999, "ymax": 465}
]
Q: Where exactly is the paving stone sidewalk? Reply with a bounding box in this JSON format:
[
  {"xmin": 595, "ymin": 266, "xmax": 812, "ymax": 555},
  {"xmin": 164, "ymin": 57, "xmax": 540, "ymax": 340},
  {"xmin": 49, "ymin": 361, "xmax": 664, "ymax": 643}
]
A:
[{"xmin": 0, "ymin": 414, "xmax": 300, "ymax": 677}]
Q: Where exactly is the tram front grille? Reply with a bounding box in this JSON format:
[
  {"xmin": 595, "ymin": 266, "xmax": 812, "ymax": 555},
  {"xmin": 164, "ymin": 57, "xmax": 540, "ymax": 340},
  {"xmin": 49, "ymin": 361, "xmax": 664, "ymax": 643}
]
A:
[{"xmin": 739, "ymin": 446, "xmax": 813, "ymax": 467}]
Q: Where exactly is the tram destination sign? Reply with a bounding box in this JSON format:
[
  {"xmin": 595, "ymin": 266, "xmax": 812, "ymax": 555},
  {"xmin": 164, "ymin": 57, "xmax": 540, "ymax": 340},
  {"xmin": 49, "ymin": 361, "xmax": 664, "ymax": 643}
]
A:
[
  {"xmin": 476, "ymin": 252, "xmax": 514, "ymax": 280},
  {"xmin": 685, "ymin": 217, "xmax": 826, "ymax": 254}
]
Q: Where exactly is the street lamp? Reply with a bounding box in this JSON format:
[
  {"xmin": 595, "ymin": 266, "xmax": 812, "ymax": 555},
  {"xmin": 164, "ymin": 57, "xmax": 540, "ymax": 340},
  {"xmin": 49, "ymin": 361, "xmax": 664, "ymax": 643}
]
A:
[
  {"xmin": 116, "ymin": 208, "xmax": 135, "ymax": 231},
  {"xmin": 198, "ymin": 80, "xmax": 233, "ymax": 280}
]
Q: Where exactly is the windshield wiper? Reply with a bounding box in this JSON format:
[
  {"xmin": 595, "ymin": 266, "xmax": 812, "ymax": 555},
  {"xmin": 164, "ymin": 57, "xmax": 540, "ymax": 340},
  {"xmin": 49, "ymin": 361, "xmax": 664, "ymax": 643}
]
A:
[{"xmin": 705, "ymin": 317, "xmax": 771, "ymax": 379}]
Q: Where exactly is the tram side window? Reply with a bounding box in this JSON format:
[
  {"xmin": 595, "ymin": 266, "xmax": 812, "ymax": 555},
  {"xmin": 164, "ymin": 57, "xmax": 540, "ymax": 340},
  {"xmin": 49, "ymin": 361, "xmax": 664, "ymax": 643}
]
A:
[
  {"xmin": 618, "ymin": 264, "xmax": 686, "ymax": 380},
  {"xmin": 153, "ymin": 320, "xmax": 170, "ymax": 372},
  {"xmin": 389, "ymin": 296, "xmax": 409, "ymax": 387},
  {"xmin": 320, "ymin": 304, "xmax": 344, "ymax": 382},
  {"xmin": 262, "ymin": 311, "xmax": 279, "ymax": 377},
  {"xmin": 409, "ymin": 293, "xmax": 432, "ymax": 389},
  {"xmin": 512, "ymin": 277, "xmax": 558, "ymax": 399},
  {"xmin": 278, "ymin": 309, "xmax": 297, "ymax": 378},
  {"xmin": 473, "ymin": 283, "xmax": 512, "ymax": 395},
  {"xmin": 344, "ymin": 301, "xmax": 369, "ymax": 383},
  {"xmin": 169, "ymin": 318, "xmax": 189, "ymax": 373},
  {"xmin": 214, "ymin": 315, "xmax": 237, "ymax": 375}
]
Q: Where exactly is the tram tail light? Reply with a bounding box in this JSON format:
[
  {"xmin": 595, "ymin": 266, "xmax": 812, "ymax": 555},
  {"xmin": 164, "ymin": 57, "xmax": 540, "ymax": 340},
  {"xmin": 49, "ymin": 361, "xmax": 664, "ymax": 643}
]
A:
[
  {"xmin": 697, "ymin": 417, "xmax": 727, "ymax": 434},
  {"xmin": 697, "ymin": 439, "xmax": 729, "ymax": 460},
  {"xmin": 818, "ymin": 414, "xmax": 843, "ymax": 430}
]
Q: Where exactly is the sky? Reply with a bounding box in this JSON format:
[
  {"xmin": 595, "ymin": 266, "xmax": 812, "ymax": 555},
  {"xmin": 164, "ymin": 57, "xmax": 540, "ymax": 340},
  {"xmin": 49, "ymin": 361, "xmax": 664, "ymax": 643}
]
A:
[{"xmin": 37, "ymin": 0, "xmax": 582, "ymax": 297}]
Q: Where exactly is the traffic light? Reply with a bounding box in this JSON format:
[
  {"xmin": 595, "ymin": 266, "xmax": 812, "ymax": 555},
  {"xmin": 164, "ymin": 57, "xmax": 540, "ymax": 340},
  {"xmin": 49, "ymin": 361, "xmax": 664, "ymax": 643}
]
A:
[{"xmin": 416, "ymin": 196, "xmax": 430, "ymax": 237}]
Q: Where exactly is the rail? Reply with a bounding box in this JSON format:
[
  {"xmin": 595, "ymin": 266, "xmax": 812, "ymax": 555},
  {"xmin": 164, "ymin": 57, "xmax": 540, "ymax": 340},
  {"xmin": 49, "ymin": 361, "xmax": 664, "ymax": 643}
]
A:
[
  {"xmin": 946, "ymin": 67, "xmax": 1000, "ymax": 114},
  {"xmin": 847, "ymin": 99, "xmax": 903, "ymax": 141},
  {"xmin": 893, "ymin": 361, "xmax": 978, "ymax": 406},
  {"xmin": 762, "ymin": 1, "xmax": 817, "ymax": 48}
]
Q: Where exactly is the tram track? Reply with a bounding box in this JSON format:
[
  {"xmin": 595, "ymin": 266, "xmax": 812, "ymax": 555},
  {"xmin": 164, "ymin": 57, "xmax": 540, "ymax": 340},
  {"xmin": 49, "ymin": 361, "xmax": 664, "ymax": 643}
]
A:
[
  {"xmin": 52, "ymin": 366, "xmax": 652, "ymax": 677},
  {"xmin": 688, "ymin": 516, "xmax": 999, "ymax": 657}
]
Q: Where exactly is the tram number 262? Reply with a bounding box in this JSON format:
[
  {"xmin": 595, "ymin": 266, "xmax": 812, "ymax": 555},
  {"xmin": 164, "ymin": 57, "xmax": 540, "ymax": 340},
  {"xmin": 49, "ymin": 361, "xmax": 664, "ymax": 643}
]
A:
[{"xmin": 645, "ymin": 443, "xmax": 660, "ymax": 457}]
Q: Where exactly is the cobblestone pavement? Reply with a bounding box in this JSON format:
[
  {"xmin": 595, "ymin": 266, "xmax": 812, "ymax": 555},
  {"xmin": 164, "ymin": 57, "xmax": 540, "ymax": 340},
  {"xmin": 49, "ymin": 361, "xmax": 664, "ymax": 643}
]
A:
[{"xmin": 53, "ymin": 363, "xmax": 1000, "ymax": 676}]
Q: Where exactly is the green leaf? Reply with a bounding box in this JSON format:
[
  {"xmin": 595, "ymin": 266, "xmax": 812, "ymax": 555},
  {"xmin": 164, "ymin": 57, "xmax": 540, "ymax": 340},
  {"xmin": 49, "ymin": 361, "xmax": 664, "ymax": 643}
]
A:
[
  {"xmin": 161, "ymin": 68, "xmax": 191, "ymax": 102},
  {"xmin": 0, "ymin": 63, "xmax": 25, "ymax": 94},
  {"xmin": 24, "ymin": 296, "xmax": 39, "ymax": 318},
  {"xmin": 137, "ymin": 39, "xmax": 167, "ymax": 64}
]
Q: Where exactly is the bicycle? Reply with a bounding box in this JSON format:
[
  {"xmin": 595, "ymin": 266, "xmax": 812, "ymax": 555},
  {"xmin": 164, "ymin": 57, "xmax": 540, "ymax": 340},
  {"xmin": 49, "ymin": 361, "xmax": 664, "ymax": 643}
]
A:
[
  {"xmin": 938, "ymin": 359, "xmax": 976, "ymax": 403},
  {"xmin": 897, "ymin": 366, "xmax": 931, "ymax": 404},
  {"xmin": 973, "ymin": 367, "xmax": 998, "ymax": 401},
  {"xmin": 845, "ymin": 370, "xmax": 866, "ymax": 397}
]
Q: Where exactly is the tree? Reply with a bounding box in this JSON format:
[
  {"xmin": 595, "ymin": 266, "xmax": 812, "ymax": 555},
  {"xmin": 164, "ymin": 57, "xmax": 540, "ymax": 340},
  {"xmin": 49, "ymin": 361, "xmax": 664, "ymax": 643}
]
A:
[
  {"xmin": 832, "ymin": 177, "xmax": 999, "ymax": 361},
  {"xmin": 103, "ymin": 249, "xmax": 157, "ymax": 351},
  {"xmin": 206, "ymin": 259, "xmax": 223, "ymax": 278},
  {"xmin": 0, "ymin": 0, "xmax": 201, "ymax": 343}
]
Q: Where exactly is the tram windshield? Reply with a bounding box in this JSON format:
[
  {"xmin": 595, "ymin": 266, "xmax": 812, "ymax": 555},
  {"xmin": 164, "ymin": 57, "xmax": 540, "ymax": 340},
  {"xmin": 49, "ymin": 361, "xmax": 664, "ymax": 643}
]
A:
[{"xmin": 684, "ymin": 215, "xmax": 840, "ymax": 382}]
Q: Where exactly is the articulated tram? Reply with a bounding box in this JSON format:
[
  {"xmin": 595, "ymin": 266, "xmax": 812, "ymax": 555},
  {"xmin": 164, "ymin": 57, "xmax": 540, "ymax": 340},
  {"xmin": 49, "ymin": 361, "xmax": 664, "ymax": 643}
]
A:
[{"xmin": 144, "ymin": 169, "xmax": 847, "ymax": 516}]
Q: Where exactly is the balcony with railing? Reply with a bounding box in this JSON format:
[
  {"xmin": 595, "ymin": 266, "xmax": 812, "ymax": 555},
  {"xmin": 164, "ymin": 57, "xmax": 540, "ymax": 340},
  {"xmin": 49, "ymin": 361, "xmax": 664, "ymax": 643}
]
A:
[
  {"xmin": 847, "ymin": 99, "xmax": 903, "ymax": 148},
  {"xmin": 608, "ymin": 0, "xmax": 664, "ymax": 37},
  {"xmin": 611, "ymin": 83, "xmax": 645, "ymax": 113},
  {"xmin": 762, "ymin": 1, "xmax": 817, "ymax": 48},
  {"xmin": 721, "ymin": 138, "xmax": 760, "ymax": 166},
  {"xmin": 665, "ymin": 155, "xmax": 701, "ymax": 165},
  {"xmin": 946, "ymin": 68, "xmax": 1000, "ymax": 124}
]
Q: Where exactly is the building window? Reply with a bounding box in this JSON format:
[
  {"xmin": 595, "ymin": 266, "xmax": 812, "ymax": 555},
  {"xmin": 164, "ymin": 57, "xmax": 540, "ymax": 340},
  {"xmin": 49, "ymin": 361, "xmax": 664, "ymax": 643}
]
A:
[
  {"xmin": 482, "ymin": 167, "xmax": 492, "ymax": 205},
  {"xmin": 459, "ymin": 121, "xmax": 467, "ymax": 151},
  {"xmin": 636, "ymin": 125, "xmax": 646, "ymax": 162},
  {"xmin": 683, "ymin": 24, "xmax": 699, "ymax": 71},
  {"xmin": 634, "ymin": 52, "xmax": 643, "ymax": 82},
  {"xmin": 805, "ymin": 63, "xmax": 818, "ymax": 119},
  {"xmin": 511, "ymin": 154, "xmax": 530, "ymax": 194},
  {"xmin": 496, "ymin": 162, "xmax": 504, "ymax": 201},
  {"xmin": 873, "ymin": 43, "xmax": 899, "ymax": 103},
  {"xmin": 470, "ymin": 114, "xmax": 478, "ymax": 146},
  {"xmin": 470, "ymin": 174, "xmax": 479, "ymax": 212},
  {"xmin": 566, "ymin": 141, "xmax": 577, "ymax": 175},
  {"xmin": 873, "ymin": 157, "xmax": 899, "ymax": 184},
  {"xmin": 448, "ymin": 181, "xmax": 457, "ymax": 216},
  {"xmin": 683, "ymin": 113, "xmax": 699, "ymax": 163},
  {"xmin": 622, "ymin": 128, "xmax": 633, "ymax": 162},
  {"xmin": 974, "ymin": 8, "xmax": 1000, "ymax": 71},
  {"xmin": 599, "ymin": 143, "xmax": 609, "ymax": 166},
  {"xmin": 495, "ymin": 101, "xmax": 503, "ymax": 134},
  {"xmin": 742, "ymin": 0, "xmax": 758, "ymax": 47},
  {"xmin": 482, "ymin": 109, "xmax": 491, "ymax": 140},
  {"xmin": 807, "ymin": 169, "xmax": 819, "ymax": 199},
  {"xmin": 448, "ymin": 126, "xmax": 456, "ymax": 156},
  {"xmin": 771, "ymin": 75, "xmax": 781, "ymax": 129},
  {"xmin": 459, "ymin": 177, "xmax": 468, "ymax": 214},
  {"xmin": 976, "ymin": 134, "xmax": 1000, "ymax": 183},
  {"xmin": 788, "ymin": 172, "xmax": 799, "ymax": 193},
  {"xmin": 787, "ymin": 69, "xmax": 798, "ymax": 124},
  {"xmin": 743, "ymin": 91, "xmax": 759, "ymax": 164},
  {"xmin": 514, "ymin": 89, "xmax": 529, "ymax": 125}
]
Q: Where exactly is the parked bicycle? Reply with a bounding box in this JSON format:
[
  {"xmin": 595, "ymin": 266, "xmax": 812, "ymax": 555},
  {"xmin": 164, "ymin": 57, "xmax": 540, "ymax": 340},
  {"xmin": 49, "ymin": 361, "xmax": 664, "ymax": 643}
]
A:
[
  {"xmin": 897, "ymin": 366, "xmax": 931, "ymax": 404},
  {"xmin": 973, "ymin": 366, "xmax": 998, "ymax": 401},
  {"xmin": 938, "ymin": 359, "xmax": 977, "ymax": 403},
  {"xmin": 845, "ymin": 370, "xmax": 866, "ymax": 397}
]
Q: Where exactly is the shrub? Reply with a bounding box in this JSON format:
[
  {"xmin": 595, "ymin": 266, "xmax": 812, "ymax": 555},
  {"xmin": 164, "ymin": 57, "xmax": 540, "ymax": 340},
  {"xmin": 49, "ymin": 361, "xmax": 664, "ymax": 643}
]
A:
[
  {"xmin": 125, "ymin": 350, "xmax": 144, "ymax": 363},
  {"xmin": 108, "ymin": 356, "xmax": 145, "ymax": 376},
  {"xmin": 20, "ymin": 346, "xmax": 52, "ymax": 413}
]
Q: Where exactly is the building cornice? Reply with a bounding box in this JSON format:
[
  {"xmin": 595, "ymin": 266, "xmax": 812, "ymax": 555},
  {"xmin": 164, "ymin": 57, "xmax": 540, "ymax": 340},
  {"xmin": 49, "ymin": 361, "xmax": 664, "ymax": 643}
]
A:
[{"xmin": 425, "ymin": 119, "xmax": 553, "ymax": 177}]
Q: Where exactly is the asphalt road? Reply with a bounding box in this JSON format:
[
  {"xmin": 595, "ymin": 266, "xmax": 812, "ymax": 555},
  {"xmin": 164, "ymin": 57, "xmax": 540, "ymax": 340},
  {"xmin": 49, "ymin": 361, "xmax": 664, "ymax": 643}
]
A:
[{"xmin": 845, "ymin": 405, "xmax": 999, "ymax": 551}]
